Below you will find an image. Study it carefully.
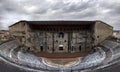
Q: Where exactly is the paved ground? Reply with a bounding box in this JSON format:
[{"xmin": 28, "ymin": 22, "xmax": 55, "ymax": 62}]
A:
[
  {"xmin": 0, "ymin": 60, "xmax": 26, "ymax": 72},
  {"xmin": 1, "ymin": 60, "xmax": 120, "ymax": 72},
  {"xmin": 91, "ymin": 61, "xmax": 120, "ymax": 72},
  {"xmin": 43, "ymin": 58, "xmax": 79, "ymax": 67}
]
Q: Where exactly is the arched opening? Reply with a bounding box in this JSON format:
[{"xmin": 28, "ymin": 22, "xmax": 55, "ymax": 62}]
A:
[
  {"xmin": 97, "ymin": 36, "xmax": 99, "ymax": 38},
  {"xmin": 56, "ymin": 40, "xmax": 58, "ymax": 43},
  {"xmin": 26, "ymin": 47, "xmax": 30, "ymax": 52},
  {"xmin": 59, "ymin": 32, "xmax": 64, "ymax": 38},
  {"xmin": 64, "ymin": 40, "xmax": 66, "ymax": 42}
]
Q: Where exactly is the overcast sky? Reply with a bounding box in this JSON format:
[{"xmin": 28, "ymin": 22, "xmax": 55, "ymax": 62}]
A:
[{"xmin": 0, "ymin": 0, "xmax": 120, "ymax": 30}]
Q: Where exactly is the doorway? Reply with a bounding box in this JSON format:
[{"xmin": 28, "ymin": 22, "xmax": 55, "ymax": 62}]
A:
[
  {"xmin": 79, "ymin": 45, "xmax": 81, "ymax": 52},
  {"xmin": 40, "ymin": 46, "xmax": 43, "ymax": 52}
]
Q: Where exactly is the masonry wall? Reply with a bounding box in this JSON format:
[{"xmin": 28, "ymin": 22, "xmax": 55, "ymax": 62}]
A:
[
  {"xmin": 9, "ymin": 22, "xmax": 28, "ymax": 46},
  {"xmin": 9, "ymin": 21, "xmax": 113, "ymax": 53},
  {"xmin": 25, "ymin": 30, "xmax": 92, "ymax": 53},
  {"xmin": 71, "ymin": 30, "xmax": 92, "ymax": 53},
  {"xmin": 94, "ymin": 21, "xmax": 113, "ymax": 46},
  {"xmin": 9, "ymin": 22, "xmax": 27, "ymax": 36}
]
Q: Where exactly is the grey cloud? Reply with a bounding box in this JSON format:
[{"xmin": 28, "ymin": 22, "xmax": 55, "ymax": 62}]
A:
[
  {"xmin": 48, "ymin": 1, "xmax": 99, "ymax": 19},
  {"xmin": 19, "ymin": 0, "xmax": 51, "ymax": 14},
  {"xmin": 0, "ymin": 0, "xmax": 20, "ymax": 13},
  {"xmin": 49, "ymin": 0, "xmax": 96, "ymax": 14},
  {"xmin": 31, "ymin": 0, "xmax": 98, "ymax": 19},
  {"xmin": 0, "ymin": 0, "xmax": 120, "ymax": 30},
  {"xmin": 109, "ymin": 4, "xmax": 120, "ymax": 15},
  {"xmin": 98, "ymin": 1, "xmax": 120, "ymax": 15},
  {"xmin": 111, "ymin": 20, "xmax": 120, "ymax": 30},
  {"xmin": 61, "ymin": 1, "xmax": 96, "ymax": 13}
]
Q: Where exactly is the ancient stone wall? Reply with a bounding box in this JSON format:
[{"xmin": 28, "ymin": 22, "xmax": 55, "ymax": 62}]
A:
[
  {"xmin": 94, "ymin": 21, "xmax": 113, "ymax": 46},
  {"xmin": 26, "ymin": 31, "xmax": 92, "ymax": 53},
  {"xmin": 9, "ymin": 20, "xmax": 113, "ymax": 53}
]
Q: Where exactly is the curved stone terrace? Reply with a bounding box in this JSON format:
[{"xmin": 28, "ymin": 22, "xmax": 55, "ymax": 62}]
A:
[{"xmin": 0, "ymin": 40, "xmax": 120, "ymax": 72}]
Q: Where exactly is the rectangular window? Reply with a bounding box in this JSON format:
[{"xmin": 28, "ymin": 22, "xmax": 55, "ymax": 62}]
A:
[{"xmin": 59, "ymin": 47, "xmax": 63, "ymax": 50}]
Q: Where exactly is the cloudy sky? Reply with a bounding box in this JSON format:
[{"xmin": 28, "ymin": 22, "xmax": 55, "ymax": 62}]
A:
[{"xmin": 0, "ymin": 0, "xmax": 120, "ymax": 30}]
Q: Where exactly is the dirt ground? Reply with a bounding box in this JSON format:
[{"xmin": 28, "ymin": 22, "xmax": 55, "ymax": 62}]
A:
[{"xmin": 34, "ymin": 52, "xmax": 88, "ymax": 59}]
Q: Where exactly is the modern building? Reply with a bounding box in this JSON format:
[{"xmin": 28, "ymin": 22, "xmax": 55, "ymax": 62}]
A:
[
  {"xmin": 0, "ymin": 30, "xmax": 10, "ymax": 42},
  {"xmin": 9, "ymin": 20, "xmax": 113, "ymax": 53},
  {"xmin": 113, "ymin": 30, "xmax": 120, "ymax": 39}
]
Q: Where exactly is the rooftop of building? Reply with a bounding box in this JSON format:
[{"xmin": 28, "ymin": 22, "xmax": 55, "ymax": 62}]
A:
[
  {"xmin": 113, "ymin": 30, "xmax": 120, "ymax": 32},
  {"xmin": 9, "ymin": 20, "xmax": 96, "ymax": 27},
  {"xmin": 9, "ymin": 20, "xmax": 113, "ymax": 29},
  {"xmin": 0, "ymin": 30, "xmax": 9, "ymax": 34}
]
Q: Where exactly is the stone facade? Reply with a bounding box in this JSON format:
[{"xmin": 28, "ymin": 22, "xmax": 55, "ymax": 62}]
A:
[
  {"xmin": 9, "ymin": 20, "xmax": 113, "ymax": 53},
  {"xmin": 27, "ymin": 31, "xmax": 92, "ymax": 53},
  {"xmin": 94, "ymin": 21, "xmax": 113, "ymax": 46}
]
